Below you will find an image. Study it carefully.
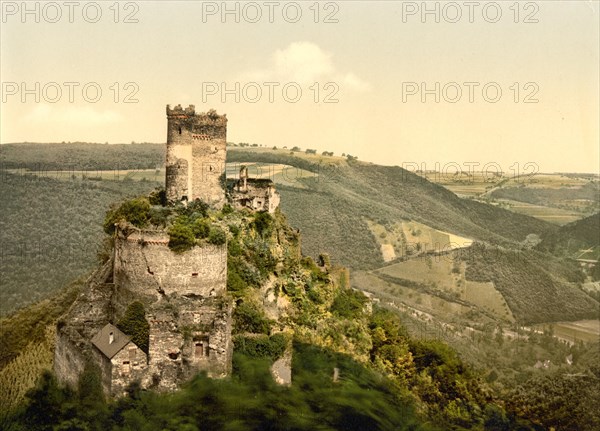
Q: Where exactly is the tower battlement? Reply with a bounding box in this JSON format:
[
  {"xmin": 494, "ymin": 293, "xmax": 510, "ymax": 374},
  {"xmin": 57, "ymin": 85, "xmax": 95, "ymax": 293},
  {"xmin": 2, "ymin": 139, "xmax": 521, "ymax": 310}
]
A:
[
  {"xmin": 166, "ymin": 104, "xmax": 227, "ymax": 126},
  {"xmin": 165, "ymin": 104, "xmax": 227, "ymax": 207}
]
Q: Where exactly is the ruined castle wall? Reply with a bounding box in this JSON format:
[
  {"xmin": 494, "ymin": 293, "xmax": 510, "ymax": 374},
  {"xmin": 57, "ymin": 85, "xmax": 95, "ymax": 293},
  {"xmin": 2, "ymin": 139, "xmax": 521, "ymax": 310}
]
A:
[
  {"xmin": 54, "ymin": 329, "xmax": 87, "ymax": 390},
  {"xmin": 204, "ymin": 300, "xmax": 233, "ymax": 377},
  {"xmin": 91, "ymin": 347, "xmax": 113, "ymax": 396},
  {"xmin": 142, "ymin": 298, "xmax": 233, "ymax": 392},
  {"xmin": 178, "ymin": 299, "xmax": 233, "ymax": 378},
  {"xmin": 54, "ymin": 263, "xmax": 115, "ymax": 391},
  {"xmin": 147, "ymin": 316, "xmax": 185, "ymax": 392},
  {"xmin": 113, "ymin": 229, "xmax": 227, "ymax": 303},
  {"xmin": 230, "ymin": 180, "xmax": 280, "ymax": 214}
]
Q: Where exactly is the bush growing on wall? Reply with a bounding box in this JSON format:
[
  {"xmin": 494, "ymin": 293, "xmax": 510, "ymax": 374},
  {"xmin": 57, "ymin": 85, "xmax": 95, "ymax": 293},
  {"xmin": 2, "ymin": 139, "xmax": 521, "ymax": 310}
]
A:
[
  {"xmin": 208, "ymin": 227, "xmax": 227, "ymax": 245},
  {"xmin": 168, "ymin": 222, "xmax": 196, "ymax": 252},
  {"xmin": 192, "ymin": 219, "xmax": 211, "ymax": 239},
  {"xmin": 103, "ymin": 197, "xmax": 151, "ymax": 234},
  {"xmin": 252, "ymin": 212, "xmax": 273, "ymax": 236}
]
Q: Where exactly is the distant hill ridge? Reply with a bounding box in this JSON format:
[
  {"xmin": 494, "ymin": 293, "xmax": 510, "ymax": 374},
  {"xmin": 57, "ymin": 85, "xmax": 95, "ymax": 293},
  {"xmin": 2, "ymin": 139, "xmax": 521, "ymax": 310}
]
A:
[
  {"xmin": 227, "ymin": 148, "xmax": 555, "ymax": 269},
  {"xmin": 1, "ymin": 142, "xmax": 556, "ymax": 270},
  {"xmin": 537, "ymin": 212, "xmax": 600, "ymax": 258}
]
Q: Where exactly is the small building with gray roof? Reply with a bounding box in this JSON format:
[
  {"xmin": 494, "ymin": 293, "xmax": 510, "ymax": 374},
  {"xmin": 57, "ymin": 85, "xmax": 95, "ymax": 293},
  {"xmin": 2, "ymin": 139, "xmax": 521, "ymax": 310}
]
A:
[{"xmin": 91, "ymin": 323, "xmax": 148, "ymax": 396}]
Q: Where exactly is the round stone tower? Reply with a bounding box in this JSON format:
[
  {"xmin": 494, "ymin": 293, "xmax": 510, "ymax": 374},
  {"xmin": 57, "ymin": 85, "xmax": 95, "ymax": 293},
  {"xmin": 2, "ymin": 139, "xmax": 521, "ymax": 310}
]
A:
[{"xmin": 165, "ymin": 104, "xmax": 227, "ymax": 208}]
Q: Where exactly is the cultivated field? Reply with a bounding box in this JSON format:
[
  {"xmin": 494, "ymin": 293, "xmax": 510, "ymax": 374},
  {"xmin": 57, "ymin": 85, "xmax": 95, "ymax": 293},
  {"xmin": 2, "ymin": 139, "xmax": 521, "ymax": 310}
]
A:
[
  {"xmin": 366, "ymin": 219, "xmax": 472, "ymax": 262},
  {"xmin": 532, "ymin": 320, "xmax": 600, "ymax": 344},
  {"xmin": 415, "ymin": 170, "xmax": 598, "ymax": 224},
  {"xmin": 5, "ymin": 162, "xmax": 318, "ymax": 190},
  {"xmin": 495, "ymin": 199, "xmax": 582, "ymax": 225},
  {"xmin": 359, "ymin": 255, "xmax": 515, "ymax": 323}
]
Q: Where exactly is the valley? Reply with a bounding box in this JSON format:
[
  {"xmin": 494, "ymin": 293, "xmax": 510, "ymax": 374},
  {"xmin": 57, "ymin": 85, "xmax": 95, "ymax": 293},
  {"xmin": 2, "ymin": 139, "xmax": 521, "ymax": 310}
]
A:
[{"xmin": 1, "ymin": 142, "xmax": 598, "ymax": 429}]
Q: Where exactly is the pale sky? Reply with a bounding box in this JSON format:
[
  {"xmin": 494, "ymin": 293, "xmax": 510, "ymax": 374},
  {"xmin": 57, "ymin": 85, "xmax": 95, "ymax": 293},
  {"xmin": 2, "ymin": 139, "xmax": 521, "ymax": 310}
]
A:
[{"xmin": 1, "ymin": 1, "xmax": 598, "ymax": 173}]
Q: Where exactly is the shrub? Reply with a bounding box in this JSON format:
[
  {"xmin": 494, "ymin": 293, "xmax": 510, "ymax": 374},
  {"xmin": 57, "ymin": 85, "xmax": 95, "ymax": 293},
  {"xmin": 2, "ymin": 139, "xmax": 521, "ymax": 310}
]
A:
[
  {"xmin": 227, "ymin": 265, "xmax": 247, "ymax": 296},
  {"xmin": 182, "ymin": 199, "xmax": 209, "ymax": 219},
  {"xmin": 233, "ymin": 333, "xmax": 288, "ymax": 360},
  {"xmin": 103, "ymin": 197, "xmax": 151, "ymax": 234},
  {"xmin": 233, "ymin": 301, "xmax": 272, "ymax": 334},
  {"xmin": 221, "ymin": 204, "xmax": 234, "ymax": 215},
  {"xmin": 302, "ymin": 256, "xmax": 329, "ymax": 282},
  {"xmin": 228, "ymin": 224, "xmax": 240, "ymax": 237},
  {"xmin": 228, "ymin": 239, "xmax": 242, "ymax": 257},
  {"xmin": 168, "ymin": 223, "xmax": 196, "ymax": 252},
  {"xmin": 252, "ymin": 212, "xmax": 273, "ymax": 236},
  {"xmin": 330, "ymin": 289, "xmax": 367, "ymax": 319},
  {"xmin": 148, "ymin": 206, "xmax": 171, "ymax": 227},
  {"xmin": 208, "ymin": 227, "xmax": 227, "ymax": 245},
  {"xmin": 148, "ymin": 188, "xmax": 167, "ymax": 206},
  {"xmin": 248, "ymin": 239, "xmax": 277, "ymax": 276},
  {"xmin": 192, "ymin": 219, "xmax": 211, "ymax": 238}
]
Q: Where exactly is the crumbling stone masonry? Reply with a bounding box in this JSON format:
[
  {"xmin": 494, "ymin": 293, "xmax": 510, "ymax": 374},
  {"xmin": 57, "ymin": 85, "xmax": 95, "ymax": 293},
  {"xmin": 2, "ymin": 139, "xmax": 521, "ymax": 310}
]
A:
[
  {"xmin": 166, "ymin": 105, "xmax": 227, "ymax": 208},
  {"xmin": 55, "ymin": 228, "xmax": 233, "ymax": 396},
  {"xmin": 112, "ymin": 224, "xmax": 227, "ymax": 304},
  {"xmin": 229, "ymin": 166, "xmax": 280, "ymax": 213}
]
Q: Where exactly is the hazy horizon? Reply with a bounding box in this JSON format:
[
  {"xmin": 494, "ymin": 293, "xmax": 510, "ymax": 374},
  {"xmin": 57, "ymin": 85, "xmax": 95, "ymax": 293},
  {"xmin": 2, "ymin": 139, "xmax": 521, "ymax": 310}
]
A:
[
  {"xmin": 2, "ymin": 140, "xmax": 600, "ymax": 176},
  {"xmin": 2, "ymin": 1, "xmax": 598, "ymax": 173}
]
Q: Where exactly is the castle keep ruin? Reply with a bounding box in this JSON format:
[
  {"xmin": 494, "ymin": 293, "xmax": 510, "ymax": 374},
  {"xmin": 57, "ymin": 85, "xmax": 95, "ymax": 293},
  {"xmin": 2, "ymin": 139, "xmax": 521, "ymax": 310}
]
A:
[{"xmin": 166, "ymin": 105, "xmax": 227, "ymax": 208}]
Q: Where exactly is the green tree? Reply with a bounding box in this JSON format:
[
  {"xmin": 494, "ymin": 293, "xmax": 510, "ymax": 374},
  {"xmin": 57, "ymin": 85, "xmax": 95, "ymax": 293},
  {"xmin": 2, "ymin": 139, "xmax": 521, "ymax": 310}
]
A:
[
  {"xmin": 117, "ymin": 301, "xmax": 150, "ymax": 354},
  {"xmin": 22, "ymin": 371, "xmax": 71, "ymax": 430},
  {"xmin": 233, "ymin": 302, "xmax": 272, "ymax": 334}
]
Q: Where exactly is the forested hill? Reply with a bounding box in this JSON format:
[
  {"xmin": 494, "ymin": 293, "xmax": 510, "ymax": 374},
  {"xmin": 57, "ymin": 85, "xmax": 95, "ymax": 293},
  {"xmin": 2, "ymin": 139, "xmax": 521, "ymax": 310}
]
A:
[
  {"xmin": 0, "ymin": 142, "xmax": 164, "ymax": 170},
  {"xmin": 0, "ymin": 143, "xmax": 559, "ymax": 314},
  {"xmin": 536, "ymin": 212, "xmax": 600, "ymax": 257},
  {"xmin": 0, "ymin": 173, "xmax": 160, "ymax": 314},
  {"xmin": 227, "ymin": 148, "xmax": 555, "ymax": 269}
]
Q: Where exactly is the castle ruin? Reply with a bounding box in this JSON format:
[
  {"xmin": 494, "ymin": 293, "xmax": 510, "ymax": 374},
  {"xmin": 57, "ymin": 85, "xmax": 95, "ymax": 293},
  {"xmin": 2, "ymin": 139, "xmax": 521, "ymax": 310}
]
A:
[
  {"xmin": 55, "ymin": 105, "xmax": 274, "ymax": 396},
  {"xmin": 229, "ymin": 166, "xmax": 281, "ymax": 214}
]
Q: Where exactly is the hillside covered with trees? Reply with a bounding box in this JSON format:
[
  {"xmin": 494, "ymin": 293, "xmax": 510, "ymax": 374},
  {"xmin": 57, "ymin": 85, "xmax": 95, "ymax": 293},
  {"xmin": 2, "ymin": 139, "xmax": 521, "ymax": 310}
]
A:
[
  {"xmin": 2, "ymin": 194, "xmax": 597, "ymax": 430},
  {"xmin": 1, "ymin": 142, "xmax": 598, "ymax": 429}
]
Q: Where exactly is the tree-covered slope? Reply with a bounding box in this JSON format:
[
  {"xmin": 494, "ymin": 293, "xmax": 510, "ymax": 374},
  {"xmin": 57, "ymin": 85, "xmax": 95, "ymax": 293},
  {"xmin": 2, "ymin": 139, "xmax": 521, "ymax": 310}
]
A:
[
  {"xmin": 462, "ymin": 243, "xmax": 597, "ymax": 324},
  {"xmin": 229, "ymin": 149, "xmax": 556, "ymax": 269},
  {"xmin": 536, "ymin": 212, "xmax": 600, "ymax": 257},
  {"xmin": 0, "ymin": 173, "xmax": 159, "ymax": 314}
]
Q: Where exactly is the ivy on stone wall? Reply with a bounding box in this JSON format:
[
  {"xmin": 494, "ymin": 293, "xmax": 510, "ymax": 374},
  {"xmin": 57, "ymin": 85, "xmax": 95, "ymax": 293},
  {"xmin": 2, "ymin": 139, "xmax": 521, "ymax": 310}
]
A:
[{"xmin": 116, "ymin": 302, "xmax": 150, "ymax": 354}]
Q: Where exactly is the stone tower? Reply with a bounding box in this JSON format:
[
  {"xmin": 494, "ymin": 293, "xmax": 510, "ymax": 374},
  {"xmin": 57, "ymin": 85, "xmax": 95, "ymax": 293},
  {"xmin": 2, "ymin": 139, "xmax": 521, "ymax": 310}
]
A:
[{"xmin": 165, "ymin": 104, "xmax": 227, "ymax": 208}]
